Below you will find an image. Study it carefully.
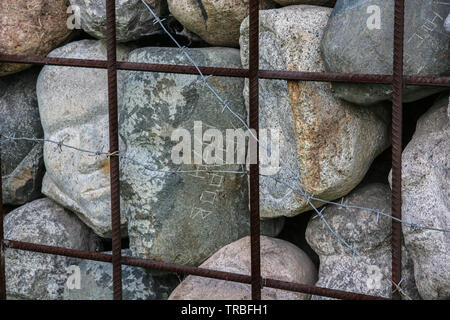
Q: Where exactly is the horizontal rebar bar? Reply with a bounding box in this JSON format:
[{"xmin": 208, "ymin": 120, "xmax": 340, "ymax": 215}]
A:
[
  {"xmin": 0, "ymin": 54, "xmax": 448, "ymax": 86},
  {"xmin": 3, "ymin": 239, "xmax": 387, "ymax": 300}
]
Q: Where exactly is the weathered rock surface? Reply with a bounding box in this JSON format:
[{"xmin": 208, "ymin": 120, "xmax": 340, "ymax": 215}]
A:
[
  {"xmin": 120, "ymin": 46, "xmax": 283, "ymax": 268},
  {"xmin": 321, "ymin": 0, "xmax": 449, "ymax": 105},
  {"xmin": 240, "ymin": 6, "xmax": 391, "ymax": 219},
  {"xmin": 0, "ymin": 0, "xmax": 72, "ymax": 76},
  {"xmin": 64, "ymin": 249, "xmax": 179, "ymax": 300},
  {"xmin": 306, "ymin": 183, "xmax": 420, "ymax": 300},
  {"xmin": 274, "ymin": 0, "xmax": 335, "ymax": 6},
  {"xmin": 37, "ymin": 40, "xmax": 132, "ymax": 238},
  {"xmin": 1, "ymin": 68, "xmax": 45, "ymax": 205},
  {"xmin": 5, "ymin": 198, "xmax": 102, "ymax": 300},
  {"xmin": 69, "ymin": 0, "xmax": 168, "ymax": 42},
  {"xmin": 167, "ymin": 0, "xmax": 276, "ymax": 47},
  {"xmin": 391, "ymin": 94, "xmax": 449, "ymax": 300},
  {"xmin": 169, "ymin": 236, "xmax": 317, "ymax": 300},
  {"xmin": 445, "ymin": 14, "xmax": 450, "ymax": 33}
]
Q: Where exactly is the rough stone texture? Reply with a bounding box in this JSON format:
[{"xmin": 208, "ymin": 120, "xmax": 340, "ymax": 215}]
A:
[
  {"xmin": 306, "ymin": 183, "xmax": 420, "ymax": 300},
  {"xmin": 121, "ymin": 47, "xmax": 284, "ymax": 268},
  {"xmin": 37, "ymin": 40, "xmax": 132, "ymax": 238},
  {"xmin": 0, "ymin": 0, "xmax": 72, "ymax": 76},
  {"xmin": 445, "ymin": 14, "xmax": 450, "ymax": 33},
  {"xmin": 64, "ymin": 249, "xmax": 179, "ymax": 300},
  {"xmin": 167, "ymin": 0, "xmax": 276, "ymax": 47},
  {"xmin": 391, "ymin": 93, "xmax": 449, "ymax": 300},
  {"xmin": 1, "ymin": 68, "xmax": 45, "ymax": 205},
  {"xmin": 240, "ymin": 6, "xmax": 391, "ymax": 219},
  {"xmin": 169, "ymin": 236, "xmax": 317, "ymax": 300},
  {"xmin": 274, "ymin": 0, "xmax": 335, "ymax": 6},
  {"xmin": 4, "ymin": 198, "xmax": 102, "ymax": 300},
  {"xmin": 321, "ymin": 0, "xmax": 449, "ymax": 105},
  {"xmin": 69, "ymin": 0, "xmax": 168, "ymax": 42}
]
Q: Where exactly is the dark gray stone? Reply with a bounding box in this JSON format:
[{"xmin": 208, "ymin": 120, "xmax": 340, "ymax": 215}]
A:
[
  {"xmin": 306, "ymin": 183, "xmax": 420, "ymax": 300},
  {"xmin": 0, "ymin": 67, "xmax": 45, "ymax": 205},
  {"xmin": 64, "ymin": 250, "xmax": 179, "ymax": 300},
  {"xmin": 69, "ymin": 0, "xmax": 168, "ymax": 42},
  {"xmin": 5, "ymin": 198, "xmax": 102, "ymax": 300},
  {"xmin": 321, "ymin": 0, "xmax": 449, "ymax": 105},
  {"xmin": 120, "ymin": 47, "xmax": 283, "ymax": 268}
]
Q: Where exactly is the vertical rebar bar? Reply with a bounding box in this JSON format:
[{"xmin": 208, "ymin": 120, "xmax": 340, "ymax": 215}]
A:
[
  {"xmin": 105, "ymin": 0, "xmax": 123, "ymax": 300},
  {"xmin": 391, "ymin": 0, "xmax": 405, "ymax": 300},
  {"xmin": 249, "ymin": 0, "xmax": 262, "ymax": 300},
  {"xmin": 0, "ymin": 140, "xmax": 6, "ymax": 300}
]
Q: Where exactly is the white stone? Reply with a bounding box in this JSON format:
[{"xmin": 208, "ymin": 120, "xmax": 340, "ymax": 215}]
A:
[
  {"xmin": 169, "ymin": 236, "xmax": 317, "ymax": 300},
  {"xmin": 37, "ymin": 40, "xmax": 131, "ymax": 238}
]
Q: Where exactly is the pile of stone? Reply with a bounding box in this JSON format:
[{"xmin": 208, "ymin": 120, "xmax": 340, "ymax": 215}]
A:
[{"xmin": 1, "ymin": 0, "xmax": 448, "ymax": 300}]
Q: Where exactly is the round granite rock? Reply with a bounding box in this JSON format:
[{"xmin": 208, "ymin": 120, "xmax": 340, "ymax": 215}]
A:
[
  {"xmin": 167, "ymin": 0, "xmax": 276, "ymax": 47},
  {"xmin": 5, "ymin": 198, "xmax": 102, "ymax": 300},
  {"xmin": 69, "ymin": 0, "xmax": 168, "ymax": 42},
  {"xmin": 0, "ymin": 0, "xmax": 72, "ymax": 76},
  {"xmin": 321, "ymin": 0, "xmax": 449, "ymax": 105}
]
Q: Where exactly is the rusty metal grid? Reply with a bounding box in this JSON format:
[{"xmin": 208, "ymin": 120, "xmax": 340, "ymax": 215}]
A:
[{"xmin": 0, "ymin": 0, "xmax": 449, "ymax": 301}]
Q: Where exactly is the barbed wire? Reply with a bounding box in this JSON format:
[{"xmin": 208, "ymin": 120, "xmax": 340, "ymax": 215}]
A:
[
  {"xmin": 2, "ymin": 133, "xmax": 449, "ymax": 235},
  {"xmin": 0, "ymin": 134, "xmax": 247, "ymax": 176}
]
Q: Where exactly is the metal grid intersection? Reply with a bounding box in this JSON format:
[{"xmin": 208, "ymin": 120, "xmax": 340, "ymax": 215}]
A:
[{"xmin": 0, "ymin": 0, "xmax": 449, "ymax": 301}]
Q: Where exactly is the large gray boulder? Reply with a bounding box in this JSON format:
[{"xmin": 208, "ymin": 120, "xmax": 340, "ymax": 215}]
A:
[
  {"xmin": 69, "ymin": 0, "xmax": 168, "ymax": 42},
  {"xmin": 120, "ymin": 46, "xmax": 283, "ymax": 268},
  {"xmin": 306, "ymin": 183, "xmax": 420, "ymax": 300},
  {"xmin": 4, "ymin": 198, "xmax": 102, "ymax": 300},
  {"xmin": 1, "ymin": 68, "xmax": 45, "ymax": 205},
  {"xmin": 321, "ymin": 0, "xmax": 449, "ymax": 105},
  {"xmin": 240, "ymin": 6, "xmax": 391, "ymax": 219},
  {"xmin": 37, "ymin": 40, "xmax": 132, "ymax": 238},
  {"xmin": 169, "ymin": 236, "xmax": 317, "ymax": 300},
  {"xmin": 167, "ymin": 0, "xmax": 276, "ymax": 47},
  {"xmin": 391, "ymin": 94, "xmax": 449, "ymax": 299},
  {"xmin": 64, "ymin": 249, "xmax": 179, "ymax": 300}
]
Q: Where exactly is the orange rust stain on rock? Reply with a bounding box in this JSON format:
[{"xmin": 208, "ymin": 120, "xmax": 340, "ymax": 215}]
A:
[
  {"xmin": 101, "ymin": 159, "xmax": 110, "ymax": 175},
  {"xmin": 9, "ymin": 167, "xmax": 33, "ymax": 190},
  {"xmin": 288, "ymin": 80, "xmax": 321, "ymax": 192}
]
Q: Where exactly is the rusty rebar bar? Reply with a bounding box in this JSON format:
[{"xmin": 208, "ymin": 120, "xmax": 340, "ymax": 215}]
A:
[
  {"xmin": 2, "ymin": 239, "xmax": 388, "ymax": 300},
  {"xmin": 1, "ymin": 54, "xmax": 449, "ymax": 87},
  {"xmin": 391, "ymin": 0, "xmax": 405, "ymax": 300},
  {"xmin": 0, "ymin": 143, "xmax": 6, "ymax": 300},
  {"xmin": 248, "ymin": 0, "xmax": 262, "ymax": 300},
  {"xmin": 105, "ymin": 0, "xmax": 123, "ymax": 300}
]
